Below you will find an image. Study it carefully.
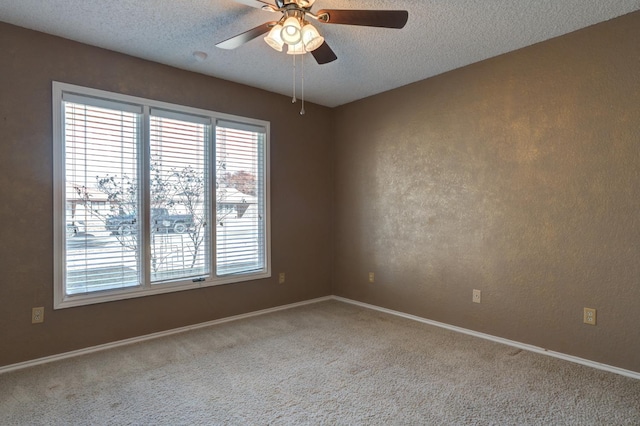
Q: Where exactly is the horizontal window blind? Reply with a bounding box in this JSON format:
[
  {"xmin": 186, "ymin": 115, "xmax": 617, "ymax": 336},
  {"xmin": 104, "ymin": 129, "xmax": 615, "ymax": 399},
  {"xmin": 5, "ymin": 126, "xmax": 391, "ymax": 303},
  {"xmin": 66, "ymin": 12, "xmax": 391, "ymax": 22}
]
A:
[
  {"xmin": 215, "ymin": 124, "xmax": 265, "ymax": 276},
  {"xmin": 149, "ymin": 114, "xmax": 210, "ymax": 282},
  {"xmin": 54, "ymin": 82, "xmax": 270, "ymax": 308},
  {"xmin": 63, "ymin": 100, "xmax": 140, "ymax": 295}
]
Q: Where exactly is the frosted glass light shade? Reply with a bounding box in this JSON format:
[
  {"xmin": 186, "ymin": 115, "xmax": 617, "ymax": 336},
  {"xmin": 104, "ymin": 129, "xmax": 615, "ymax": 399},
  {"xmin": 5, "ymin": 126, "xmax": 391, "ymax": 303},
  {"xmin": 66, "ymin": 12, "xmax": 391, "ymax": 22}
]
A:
[
  {"xmin": 264, "ymin": 24, "xmax": 284, "ymax": 51},
  {"xmin": 301, "ymin": 24, "xmax": 324, "ymax": 52},
  {"xmin": 281, "ymin": 16, "xmax": 302, "ymax": 45},
  {"xmin": 286, "ymin": 41, "xmax": 306, "ymax": 55}
]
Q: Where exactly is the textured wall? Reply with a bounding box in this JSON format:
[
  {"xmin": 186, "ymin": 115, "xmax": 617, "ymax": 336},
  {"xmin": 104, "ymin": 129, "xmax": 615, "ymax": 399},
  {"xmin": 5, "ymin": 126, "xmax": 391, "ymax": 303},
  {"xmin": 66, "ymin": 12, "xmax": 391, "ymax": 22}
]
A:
[
  {"xmin": 333, "ymin": 12, "xmax": 640, "ymax": 372},
  {"xmin": 0, "ymin": 22, "xmax": 333, "ymax": 367}
]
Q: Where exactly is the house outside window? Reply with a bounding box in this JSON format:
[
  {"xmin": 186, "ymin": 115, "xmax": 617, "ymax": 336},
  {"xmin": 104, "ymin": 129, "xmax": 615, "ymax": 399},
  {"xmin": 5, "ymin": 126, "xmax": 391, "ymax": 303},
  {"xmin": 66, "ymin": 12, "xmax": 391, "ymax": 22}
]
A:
[{"xmin": 53, "ymin": 82, "xmax": 270, "ymax": 309}]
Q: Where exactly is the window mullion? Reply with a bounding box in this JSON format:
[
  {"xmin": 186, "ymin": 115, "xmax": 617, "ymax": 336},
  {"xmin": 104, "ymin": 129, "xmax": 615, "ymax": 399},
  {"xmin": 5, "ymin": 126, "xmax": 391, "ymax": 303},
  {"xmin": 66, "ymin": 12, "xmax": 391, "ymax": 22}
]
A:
[
  {"xmin": 210, "ymin": 123, "xmax": 217, "ymax": 278},
  {"xmin": 258, "ymin": 132, "xmax": 267, "ymax": 270},
  {"xmin": 140, "ymin": 106, "xmax": 151, "ymax": 289}
]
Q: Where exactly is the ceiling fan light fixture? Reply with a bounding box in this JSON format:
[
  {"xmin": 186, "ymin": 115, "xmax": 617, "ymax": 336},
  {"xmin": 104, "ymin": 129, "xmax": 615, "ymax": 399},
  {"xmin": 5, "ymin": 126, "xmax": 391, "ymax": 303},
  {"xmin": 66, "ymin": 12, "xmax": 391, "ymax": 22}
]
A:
[
  {"xmin": 301, "ymin": 23, "xmax": 324, "ymax": 52},
  {"xmin": 281, "ymin": 16, "xmax": 302, "ymax": 45},
  {"xmin": 264, "ymin": 24, "xmax": 285, "ymax": 51},
  {"xmin": 286, "ymin": 41, "xmax": 306, "ymax": 55}
]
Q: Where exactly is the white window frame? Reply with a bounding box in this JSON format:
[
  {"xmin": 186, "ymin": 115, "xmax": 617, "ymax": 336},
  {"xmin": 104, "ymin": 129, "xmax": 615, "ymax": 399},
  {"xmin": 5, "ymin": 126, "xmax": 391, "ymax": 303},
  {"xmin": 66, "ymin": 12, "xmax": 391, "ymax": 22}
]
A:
[{"xmin": 53, "ymin": 82, "xmax": 271, "ymax": 309}]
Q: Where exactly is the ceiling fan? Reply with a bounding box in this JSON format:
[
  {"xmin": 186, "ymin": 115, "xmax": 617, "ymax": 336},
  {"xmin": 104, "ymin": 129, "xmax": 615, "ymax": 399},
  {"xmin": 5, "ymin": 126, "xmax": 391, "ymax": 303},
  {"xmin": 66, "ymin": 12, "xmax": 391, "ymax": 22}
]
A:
[{"xmin": 216, "ymin": 0, "xmax": 409, "ymax": 64}]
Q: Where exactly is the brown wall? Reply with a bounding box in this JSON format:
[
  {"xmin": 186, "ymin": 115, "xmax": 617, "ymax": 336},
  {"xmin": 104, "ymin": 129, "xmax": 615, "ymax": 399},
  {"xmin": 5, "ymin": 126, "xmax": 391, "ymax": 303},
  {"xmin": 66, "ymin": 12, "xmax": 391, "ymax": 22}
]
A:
[
  {"xmin": 333, "ymin": 12, "xmax": 640, "ymax": 372},
  {"xmin": 0, "ymin": 22, "xmax": 334, "ymax": 367},
  {"xmin": 2, "ymin": 11, "xmax": 639, "ymax": 373}
]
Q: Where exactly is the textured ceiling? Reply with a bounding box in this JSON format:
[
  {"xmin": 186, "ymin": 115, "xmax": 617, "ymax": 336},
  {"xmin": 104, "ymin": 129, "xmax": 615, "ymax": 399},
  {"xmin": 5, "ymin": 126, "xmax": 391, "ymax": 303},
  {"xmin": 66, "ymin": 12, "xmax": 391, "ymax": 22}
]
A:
[{"xmin": 1, "ymin": 0, "xmax": 639, "ymax": 107}]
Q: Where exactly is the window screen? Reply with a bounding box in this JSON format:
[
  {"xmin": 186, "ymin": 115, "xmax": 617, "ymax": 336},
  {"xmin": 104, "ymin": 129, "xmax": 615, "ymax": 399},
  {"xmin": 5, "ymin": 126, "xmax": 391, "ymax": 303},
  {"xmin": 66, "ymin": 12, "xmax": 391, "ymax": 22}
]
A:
[
  {"xmin": 216, "ymin": 122, "xmax": 266, "ymax": 276},
  {"xmin": 149, "ymin": 111, "xmax": 210, "ymax": 282},
  {"xmin": 63, "ymin": 98, "xmax": 141, "ymax": 294}
]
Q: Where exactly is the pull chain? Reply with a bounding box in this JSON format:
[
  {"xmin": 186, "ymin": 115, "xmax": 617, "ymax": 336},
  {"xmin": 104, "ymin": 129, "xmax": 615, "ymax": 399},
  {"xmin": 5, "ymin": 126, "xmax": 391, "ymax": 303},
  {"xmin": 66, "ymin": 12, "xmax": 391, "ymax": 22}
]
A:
[
  {"xmin": 300, "ymin": 53, "xmax": 305, "ymax": 115},
  {"xmin": 292, "ymin": 54, "xmax": 297, "ymax": 103}
]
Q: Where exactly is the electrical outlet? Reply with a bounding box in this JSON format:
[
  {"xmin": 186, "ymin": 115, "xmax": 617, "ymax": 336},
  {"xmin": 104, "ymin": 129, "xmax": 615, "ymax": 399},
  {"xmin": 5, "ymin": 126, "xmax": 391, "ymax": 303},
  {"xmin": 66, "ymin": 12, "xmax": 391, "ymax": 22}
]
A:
[
  {"xmin": 368, "ymin": 272, "xmax": 375, "ymax": 283},
  {"xmin": 279, "ymin": 272, "xmax": 285, "ymax": 284},
  {"xmin": 472, "ymin": 289, "xmax": 481, "ymax": 303},
  {"xmin": 583, "ymin": 307, "xmax": 596, "ymax": 325},
  {"xmin": 32, "ymin": 307, "xmax": 44, "ymax": 324}
]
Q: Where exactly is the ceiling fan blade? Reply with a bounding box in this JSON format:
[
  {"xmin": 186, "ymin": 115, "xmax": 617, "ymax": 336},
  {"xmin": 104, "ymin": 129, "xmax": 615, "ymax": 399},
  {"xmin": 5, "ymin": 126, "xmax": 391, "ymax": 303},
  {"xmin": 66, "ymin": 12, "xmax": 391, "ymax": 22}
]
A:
[
  {"xmin": 216, "ymin": 22, "xmax": 277, "ymax": 50},
  {"xmin": 233, "ymin": 0, "xmax": 274, "ymax": 10},
  {"xmin": 310, "ymin": 41, "xmax": 337, "ymax": 65},
  {"xmin": 316, "ymin": 10, "xmax": 408, "ymax": 29}
]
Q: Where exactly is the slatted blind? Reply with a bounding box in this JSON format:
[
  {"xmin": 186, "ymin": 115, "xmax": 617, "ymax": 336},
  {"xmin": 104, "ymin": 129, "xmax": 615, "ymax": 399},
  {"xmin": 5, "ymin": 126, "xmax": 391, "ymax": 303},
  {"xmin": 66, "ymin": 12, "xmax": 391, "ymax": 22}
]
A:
[
  {"xmin": 215, "ymin": 121, "xmax": 266, "ymax": 276},
  {"xmin": 63, "ymin": 97, "xmax": 141, "ymax": 295},
  {"xmin": 149, "ymin": 111, "xmax": 210, "ymax": 282},
  {"xmin": 56, "ymin": 83, "xmax": 270, "ymax": 307}
]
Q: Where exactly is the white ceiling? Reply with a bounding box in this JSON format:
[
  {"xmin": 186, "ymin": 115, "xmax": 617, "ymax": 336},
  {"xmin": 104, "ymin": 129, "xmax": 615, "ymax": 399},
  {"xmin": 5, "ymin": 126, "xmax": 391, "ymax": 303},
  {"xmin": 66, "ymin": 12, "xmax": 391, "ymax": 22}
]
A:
[{"xmin": 1, "ymin": 0, "xmax": 639, "ymax": 107}]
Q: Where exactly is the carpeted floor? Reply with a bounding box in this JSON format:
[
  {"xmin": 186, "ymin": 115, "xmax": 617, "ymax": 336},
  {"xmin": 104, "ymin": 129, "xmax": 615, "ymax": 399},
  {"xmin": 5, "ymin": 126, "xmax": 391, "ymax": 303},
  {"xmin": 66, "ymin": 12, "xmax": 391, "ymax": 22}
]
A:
[{"xmin": 1, "ymin": 300, "xmax": 639, "ymax": 425}]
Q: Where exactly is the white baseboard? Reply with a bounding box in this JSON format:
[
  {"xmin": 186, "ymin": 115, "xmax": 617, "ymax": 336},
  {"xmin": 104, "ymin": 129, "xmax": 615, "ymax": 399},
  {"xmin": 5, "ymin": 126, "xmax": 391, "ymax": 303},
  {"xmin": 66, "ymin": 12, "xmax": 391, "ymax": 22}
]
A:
[
  {"xmin": 0, "ymin": 296, "xmax": 332, "ymax": 375},
  {"xmin": 2, "ymin": 294, "xmax": 638, "ymax": 380},
  {"xmin": 332, "ymin": 296, "xmax": 640, "ymax": 380}
]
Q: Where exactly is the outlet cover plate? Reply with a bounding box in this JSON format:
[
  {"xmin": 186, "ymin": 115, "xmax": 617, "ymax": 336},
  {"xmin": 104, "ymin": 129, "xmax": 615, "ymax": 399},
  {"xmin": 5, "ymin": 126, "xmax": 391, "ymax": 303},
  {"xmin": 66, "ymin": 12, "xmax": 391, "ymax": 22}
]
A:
[
  {"xmin": 473, "ymin": 289, "xmax": 481, "ymax": 303},
  {"xmin": 583, "ymin": 307, "xmax": 596, "ymax": 325},
  {"xmin": 32, "ymin": 307, "xmax": 44, "ymax": 324}
]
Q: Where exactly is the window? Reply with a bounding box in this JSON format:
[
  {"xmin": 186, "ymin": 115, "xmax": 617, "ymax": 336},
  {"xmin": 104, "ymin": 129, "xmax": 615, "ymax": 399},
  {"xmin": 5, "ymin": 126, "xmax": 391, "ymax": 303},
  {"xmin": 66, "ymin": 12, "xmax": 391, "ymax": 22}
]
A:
[{"xmin": 53, "ymin": 82, "xmax": 270, "ymax": 309}]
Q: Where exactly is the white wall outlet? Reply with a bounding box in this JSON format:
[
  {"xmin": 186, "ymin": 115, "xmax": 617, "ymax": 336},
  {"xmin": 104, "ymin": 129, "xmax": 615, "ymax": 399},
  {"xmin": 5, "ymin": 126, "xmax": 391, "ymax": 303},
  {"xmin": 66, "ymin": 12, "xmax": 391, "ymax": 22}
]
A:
[
  {"xmin": 583, "ymin": 307, "xmax": 596, "ymax": 325},
  {"xmin": 368, "ymin": 272, "xmax": 375, "ymax": 283},
  {"xmin": 472, "ymin": 289, "xmax": 481, "ymax": 303},
  {"xmin": 32, "ymin": 307, "xmax": 44, "ymax": 324},
  {"xmin": 279, "ymin": 272, "xmax": 285, "ymax": 284}
]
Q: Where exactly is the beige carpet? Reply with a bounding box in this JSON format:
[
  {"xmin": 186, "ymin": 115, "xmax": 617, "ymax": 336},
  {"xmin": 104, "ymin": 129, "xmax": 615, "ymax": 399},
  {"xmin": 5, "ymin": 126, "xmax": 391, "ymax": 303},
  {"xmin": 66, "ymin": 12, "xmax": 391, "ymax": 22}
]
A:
[{"xmin": 1, "ymin": 300, "xmax": 639, "ymax": 425}]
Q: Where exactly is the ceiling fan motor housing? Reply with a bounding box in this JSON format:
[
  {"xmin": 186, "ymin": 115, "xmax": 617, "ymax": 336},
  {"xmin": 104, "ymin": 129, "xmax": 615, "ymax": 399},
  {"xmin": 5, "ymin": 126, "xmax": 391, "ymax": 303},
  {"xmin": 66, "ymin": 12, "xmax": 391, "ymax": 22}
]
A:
[{"xmin": 277, "ymin": 0, "xmax": 315, "ymax": 9}]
